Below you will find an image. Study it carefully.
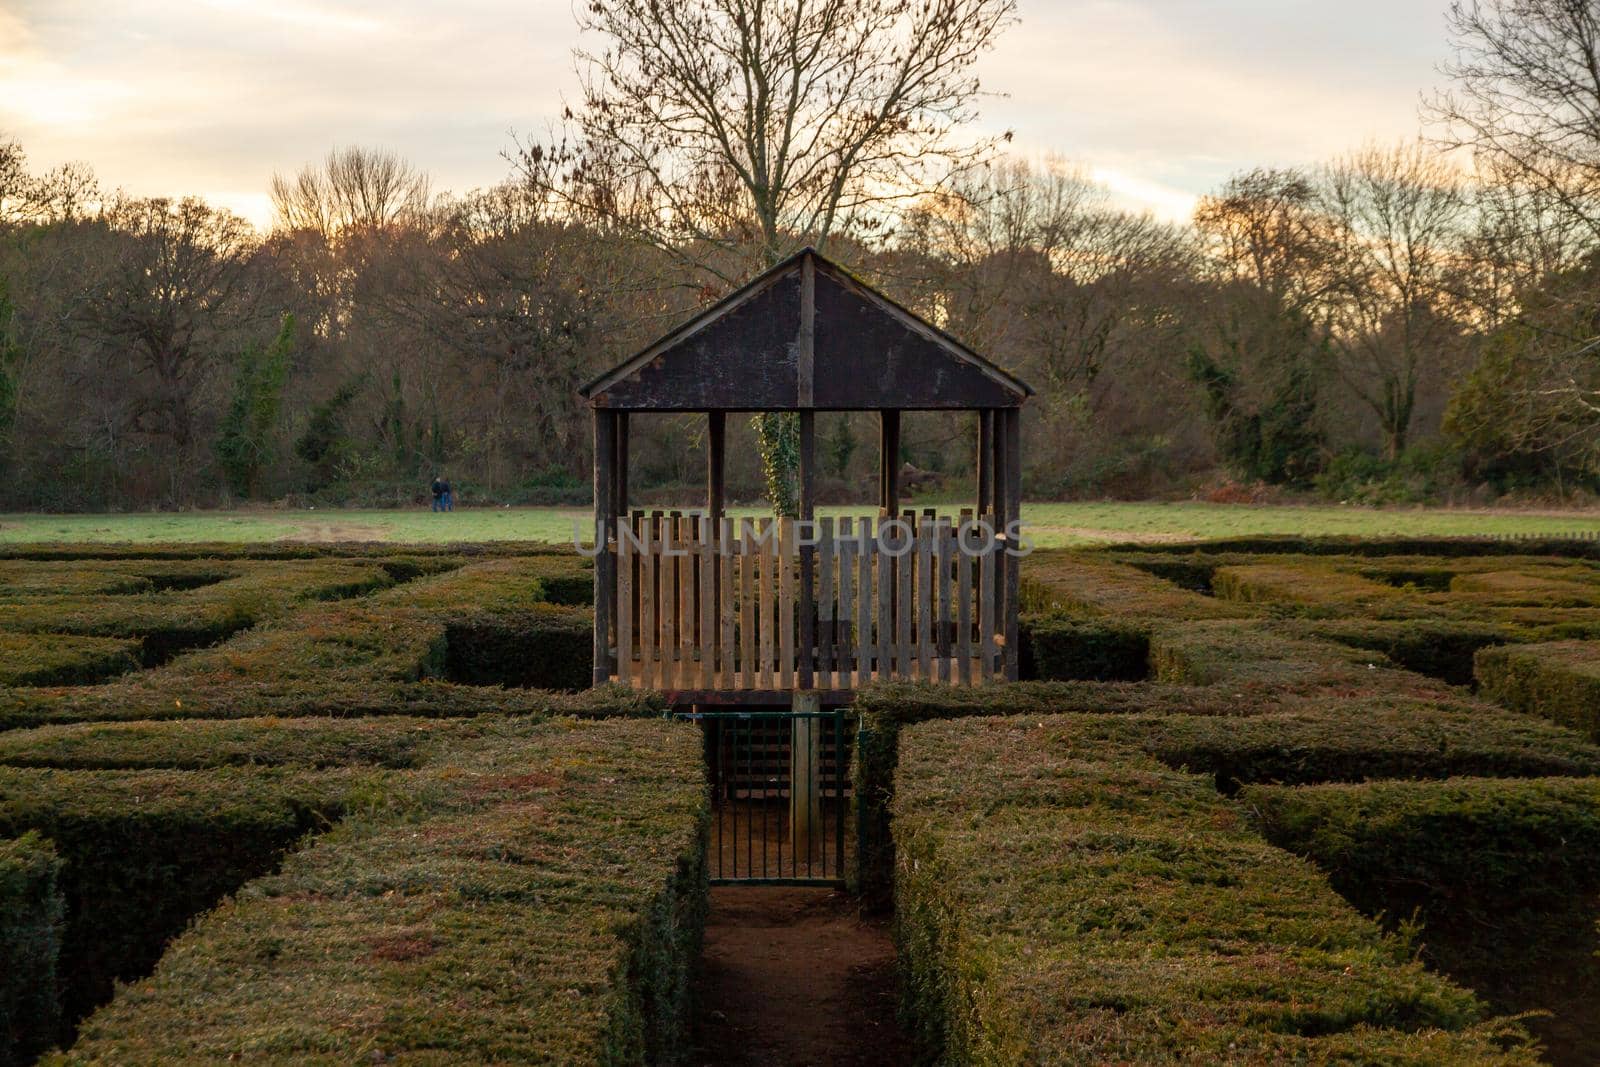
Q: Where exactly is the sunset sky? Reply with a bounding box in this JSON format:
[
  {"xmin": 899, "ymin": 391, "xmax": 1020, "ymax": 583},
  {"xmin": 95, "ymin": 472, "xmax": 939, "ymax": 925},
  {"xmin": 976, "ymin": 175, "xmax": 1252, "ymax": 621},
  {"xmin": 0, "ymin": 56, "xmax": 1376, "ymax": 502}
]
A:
[{"xmin": 0, "ymin": 0, "xmax": 1455, "ymax": 228}]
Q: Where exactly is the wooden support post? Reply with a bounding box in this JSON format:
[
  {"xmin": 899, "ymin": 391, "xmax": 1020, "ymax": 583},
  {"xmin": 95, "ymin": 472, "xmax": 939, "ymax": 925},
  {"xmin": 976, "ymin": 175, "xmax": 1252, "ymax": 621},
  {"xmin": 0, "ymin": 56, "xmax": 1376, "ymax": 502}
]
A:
[
  {"xmin": 706, "ymin": 410, "xmax": 726, "ymax": 523},
  {"xmin": 798, "ymin": 409, "xmax": 816, "ymax": 690},
  {"xmin": 614, "ymin": 412, "xmax": 629, "ymax": 519},
  {"xmin": 1003, "ymin": 407, "xmax": 1022, "ymax": 682},
  {"xmin": 879, "ymin": 409, "xmax": 901, "ymax": 515},
  {"xmin": 977, "ymin": 410, "xmax": 992, "ymax": 519},
  {"xmin": 990, "ymin": 407, "xmax": 1007, "ymax": 652},
  {"xmin": 790, "ymin": 692, "xmax": 821, "ymax": 849},
  {"xmin": 592, "ymin": 409, "xmax": 616, "ymax": 686},
  {"xmin": 989, "ymin": 408, "xmax": 1005, "ymax": 524},
  {"xmin": 707, "ymin": 409, "xmax": 726, "ymax": 660}
]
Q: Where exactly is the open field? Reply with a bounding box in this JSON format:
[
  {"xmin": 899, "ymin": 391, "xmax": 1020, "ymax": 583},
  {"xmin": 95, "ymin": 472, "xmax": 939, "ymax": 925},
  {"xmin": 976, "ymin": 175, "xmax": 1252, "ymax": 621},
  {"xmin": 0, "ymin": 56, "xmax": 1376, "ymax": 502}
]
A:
[
  {"xmin": 2, "ymin": 500, "xmax": 1599, "ymax": 548},
  {"xmin": 3, "ymin": 538, "xmax": 1600, "ymax": 1062}
]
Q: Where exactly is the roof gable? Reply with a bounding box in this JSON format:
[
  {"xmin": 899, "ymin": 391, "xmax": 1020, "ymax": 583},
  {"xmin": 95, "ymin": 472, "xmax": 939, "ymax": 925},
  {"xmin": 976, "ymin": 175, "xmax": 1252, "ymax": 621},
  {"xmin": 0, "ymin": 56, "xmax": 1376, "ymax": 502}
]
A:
[{"xmin": 581, "ymin": 248, "xmax": 1031, "ymax": 411}]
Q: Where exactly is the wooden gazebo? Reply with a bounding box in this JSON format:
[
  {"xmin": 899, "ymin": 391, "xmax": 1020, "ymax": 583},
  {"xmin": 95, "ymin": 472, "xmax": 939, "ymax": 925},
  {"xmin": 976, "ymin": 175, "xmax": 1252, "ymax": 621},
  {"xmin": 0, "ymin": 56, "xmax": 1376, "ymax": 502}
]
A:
[{"xmin": 580, "ymin": 248, "xmax": 1030, "ymax": 704}]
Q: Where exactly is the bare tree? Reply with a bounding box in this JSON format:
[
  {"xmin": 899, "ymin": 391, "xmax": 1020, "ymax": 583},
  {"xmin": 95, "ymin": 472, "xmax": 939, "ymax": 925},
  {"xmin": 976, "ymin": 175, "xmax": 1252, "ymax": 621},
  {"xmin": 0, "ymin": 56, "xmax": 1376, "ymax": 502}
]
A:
[
  {"xmin": 898, "ymin": 158, "xmax": 1203, "ymax": 490},
  {"xmin": 1430, "ymin": 0, "xmax": 1600, "ymax": 244},
  {"xmin": 270, "ymin": 147, "xmax": 431, "ymax": 238},
  {"xmin": 0, "ymin": 137, "xmax": 98, "ymax": 225},
  {"xmin": 1194, "ymin": 168, "xmax": 1331, "ymax": 312},
  {"xmin": 0, "ymin": 138, "xmax": 28, "ymax": 224},
  {"xmin": 1320, "ymin": 142, "xmax": 1470, "ymax": 458},
  {"xmin": 515, "ymin": 0, "xmax": 1017, "ymax": 514},
  {"xmin": 382, "ymin": 184, "xmax": 656, "ymax": 488},
  {"xmin": 80, "ymin": 197, "xmax": 266, "ymax": 501},
  {"xmin": 516, "ymin": 0, "xmax": 1018, "ymax": 279}
]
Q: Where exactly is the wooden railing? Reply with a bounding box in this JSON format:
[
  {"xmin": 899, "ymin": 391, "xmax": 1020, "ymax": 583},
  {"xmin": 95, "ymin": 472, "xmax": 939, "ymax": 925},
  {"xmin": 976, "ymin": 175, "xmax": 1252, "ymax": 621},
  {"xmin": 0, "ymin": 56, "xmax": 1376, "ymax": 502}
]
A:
[{"xmin": 608, "ymin": 512, "xmax": 1008, "ymax": 692}]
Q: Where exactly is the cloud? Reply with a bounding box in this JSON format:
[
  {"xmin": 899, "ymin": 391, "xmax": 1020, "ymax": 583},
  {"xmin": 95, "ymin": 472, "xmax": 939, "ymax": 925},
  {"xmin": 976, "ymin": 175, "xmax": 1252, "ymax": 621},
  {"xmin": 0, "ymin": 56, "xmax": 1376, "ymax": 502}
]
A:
[{"xmin": 0, "ymin": 0, "xmax": 1454, "ymax": 229}]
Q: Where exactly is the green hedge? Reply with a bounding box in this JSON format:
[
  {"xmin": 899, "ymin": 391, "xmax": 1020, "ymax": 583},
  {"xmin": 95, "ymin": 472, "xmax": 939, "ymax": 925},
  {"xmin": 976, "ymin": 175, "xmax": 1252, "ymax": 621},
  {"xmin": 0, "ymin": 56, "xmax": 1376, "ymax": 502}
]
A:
[
  {"xmin": 850, "ymin": 681, "xmax": 1270, "ymax": 907},
  {"xmin": 1147, "ymin": 620, "xmax": 1439, "ymax": 693},
  {"xmin": 1018, "ymin": 613, "xmax": 1149, "ymax": 681},
  {"xmin": 1021, "ymin": 551, "xmax": 1252, "ymax": 620},
  {"xmin": 1144, "ymin": 699, "xmax": 1600, "ymax": 789},
  {"xmin": 850, "ymin": 672, "xmax": 1600, "ymax": 907},
  {"xmin": 0, "ymin": 562, "xmax": 161, "ymax": 598},
  {"xmin": 445, "ymin": 605, "xmax": 593, "ymax": 690},
  {"xmin": 1113, "ymin": 535, "xmax": 1600, "ymax": 558},
  {"xmin": 1476, "ymin": 640, "xmax": 1600, "ymax": 740},
  {"xmin": 519, "ymin": 554, "xmax": 593, "ymax": 605},
  {"xmin": 0, "ymin": 717, "xmax": 472, "ymax": 771},
  {"xmin": 97, "ymin": 559, "xmax": 599, "ymax": 708},
  {"xmin": 0, "ymin": 633, "xmax": 140, "ymax": 687},
  {"xmin": 0, "ymin": 679, "xmax": 660, "ymax": 732},
  {"xmin": 1, "ymin": 833, "xmax": 62, "ymax": 1066},
  {"xmin": 1245, "ymin": 777, "xmax": 1600, "ymax": 932},
  {"xmin": 1449, "ymin": 568, "xmax": 1600, "ymax": 607},
  {"xmin": 1245, "ymin": 777, "xmax": 1600, "ymax": 1062},
  {"xmin": 0, "ymin": 560, "xmax": 398, "ymax": 664},
  {"xmin": 892, "ymin": 715, "xmax": 1534, "ymax": 1063},
  {"xmin": 1296, "ymin": 618, "xmax": 1509, "ymax": 686},
  {"xmin": 0, "ymin": 541, "xmax": 565, "ymax": 562},
  {"xmin": 57, "ymin": 718, "xmax": 708, "ymax": 1065},
  {"xmin": 1212, "ymin": 561, "xmax": 1409, "ymax": 614},
  {"xmin": 0, "ymin": 767, "xmax": 359, "ymax": 1033}
]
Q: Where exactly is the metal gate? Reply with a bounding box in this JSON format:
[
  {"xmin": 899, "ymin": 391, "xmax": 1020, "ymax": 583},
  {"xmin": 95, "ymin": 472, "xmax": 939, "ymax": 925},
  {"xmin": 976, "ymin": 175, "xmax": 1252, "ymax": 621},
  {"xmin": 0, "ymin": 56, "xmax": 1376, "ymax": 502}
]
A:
[{"xmin": 678, "ymin": 709, "xmax": 852, "ymax": 885}]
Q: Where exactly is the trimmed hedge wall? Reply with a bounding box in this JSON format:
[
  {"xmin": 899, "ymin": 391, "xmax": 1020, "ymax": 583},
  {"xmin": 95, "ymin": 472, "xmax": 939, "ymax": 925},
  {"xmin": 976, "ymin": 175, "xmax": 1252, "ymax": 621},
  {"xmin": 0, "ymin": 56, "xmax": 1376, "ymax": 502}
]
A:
[
  {"xmin": 892, "ymin": 716, "xmax": 1535, "ymax": 1063},
  {"xmin": 1, "ymin": 833, "xmax": 62, "ymax": 1066},
  {"xmin": 1450, "ymin": 568, "xmax": 1600, "ymax": 607},
  {"xmin": 0, "ymin": 717, "xmax": 471, "ymax": 771},
  {"xmin": 1476, "ymin": 640, "xmax": 1600, "ymax": 740},
  {"xmin": 1294, "ymin": 618, "xmax": 1509, "ymax": 687},
  {"xmin": 1245, "ymin": 777, "xmax": 1600, "ymax": 932},
  {"xmin": 1147, "ymin": 620, "xmax": 1441, "ymax": 693},
  {"xmin": 1020, "ymin": 551, "xmax": 1252, "ymax": 620},
  {"xmin": 0, "ymin": 541, "xmax": 568, "ymax": 562},
  {"xmin": 1212, "ymin": 562, "xmax": 1407, "ymax": 613},
  {"xmin": 1112, "ymin": 535, "xmax": 1600, "ymax": 558},
  {"xmin": 1142, "ymin": 698, "xmax": 1600, "ymax": 789},
  {"xmin": 0, "ymin": 679, "xmax": 660, "ymax": 732},
  {"xmin": 851, "ymin": 681, "xmax": 1600, "ymax": 909},
  {"xmin": 0, "ymin": 560, "xmax": 398, "ymax": 664},
  {"xmin": 0, "ymin": 634, "xmax": 140, "ymax": 687},
  {"xmin": 445, "ymin": 605, "xmax": 593, "ymax": 690},
  {"xmin": 1018, "ymin": 614, "xmax": 1149, "ymax": 681},
  {"xmin": 1245, "ymin": 777, "xmax": 1600, "ymax": 1061},
  {"xmin": 56, "ymin": 718, "xmax": 708, "ymax": 1065},
  {"xmin": 0, "ymin": 767, "xmax": 359, "ymax": 1033}
]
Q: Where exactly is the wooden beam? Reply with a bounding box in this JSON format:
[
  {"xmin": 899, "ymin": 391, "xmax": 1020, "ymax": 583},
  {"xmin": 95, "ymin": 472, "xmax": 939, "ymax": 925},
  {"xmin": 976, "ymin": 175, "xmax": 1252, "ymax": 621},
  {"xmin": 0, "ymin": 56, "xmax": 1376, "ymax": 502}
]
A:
[
  {"xmin": 614, "ymin": 412, "xmax": 629, "ymax": 519},
  {"xmin": 989, "ymin": 407, "xmax": 1006, "ymax": 662},
  {"xmin": 879, "ymin": 410, "xmax": 901, "ymax": 515},
  {"xmin": 1003, "ymin": 407, "xmax": 1022, "ymax": 682},
  {"xmin": 976, "ymin": 410, "xmax": 992, "ymax": 518},
  {"xmin": 989, "ymin": 408, "xmax": 1005, "ymax": 523},
  {"xmin": 798, "ymin": 410, "xmax": 816, "ymax": 690},
  {"xmin": 706, "ymin": 410, "xmax": 726, "ymax": 522},
  {"xmin": 798, "ymin": 253, "xmax": 816, "ymax": 407},
  {"xmin": 707, "ymin": 409, "xmax": 726, "ymax": 651},
  {"xmin": 592, "ymin": 409, "xmax": 616, "ymax": 686}
]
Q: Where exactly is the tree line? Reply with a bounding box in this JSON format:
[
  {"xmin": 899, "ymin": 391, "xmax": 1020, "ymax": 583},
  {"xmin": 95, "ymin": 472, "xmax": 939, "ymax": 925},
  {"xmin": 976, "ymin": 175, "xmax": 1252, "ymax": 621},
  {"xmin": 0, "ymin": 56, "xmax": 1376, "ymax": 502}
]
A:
[{"xmin": 1, "ymin": 0, "xmax": 1598, "ymax": 511}]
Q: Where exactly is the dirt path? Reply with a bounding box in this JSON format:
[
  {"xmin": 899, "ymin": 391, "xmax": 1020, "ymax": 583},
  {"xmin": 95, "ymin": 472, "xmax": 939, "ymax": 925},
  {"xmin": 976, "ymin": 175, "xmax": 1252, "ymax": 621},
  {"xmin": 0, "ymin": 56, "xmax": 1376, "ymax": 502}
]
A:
[
  {"xmin": 690, "ymin": 887, "xmax": 913, "ymax": 1067},
  {"xmin": 282, "ymin": 521, "xmax": 394, "ymax": 543}
]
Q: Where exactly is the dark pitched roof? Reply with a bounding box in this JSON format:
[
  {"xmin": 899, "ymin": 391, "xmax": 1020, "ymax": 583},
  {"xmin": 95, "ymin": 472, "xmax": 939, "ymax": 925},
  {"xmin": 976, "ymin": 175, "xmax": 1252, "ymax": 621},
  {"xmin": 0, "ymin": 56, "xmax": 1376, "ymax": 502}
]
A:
[{"xmin": 580, "ymin": 247, "xmax": 1032, "ymax": 411}]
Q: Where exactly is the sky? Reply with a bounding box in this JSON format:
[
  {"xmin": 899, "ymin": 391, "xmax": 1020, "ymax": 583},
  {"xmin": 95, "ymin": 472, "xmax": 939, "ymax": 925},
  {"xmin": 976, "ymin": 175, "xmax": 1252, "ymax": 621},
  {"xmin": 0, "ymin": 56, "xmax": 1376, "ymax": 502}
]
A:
[{"xmin": 0, "ymin": 0, "xmax": 1456, "ymax": 229}]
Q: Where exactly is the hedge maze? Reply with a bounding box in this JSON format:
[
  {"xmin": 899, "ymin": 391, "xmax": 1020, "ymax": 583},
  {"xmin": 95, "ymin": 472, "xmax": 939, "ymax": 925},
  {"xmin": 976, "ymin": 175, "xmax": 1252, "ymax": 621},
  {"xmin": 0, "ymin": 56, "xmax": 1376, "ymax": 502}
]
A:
[
  {"xmin": 5, "ymin": 537, "xmax": 1600, "ymax": 1062},
  {"xmin": 0, "ymin": 544, "xmax": 707, "ymax": 1065},
  {"xmin": 866, "ymin": 539, "xmax": 1600, "ymax": 1064}
]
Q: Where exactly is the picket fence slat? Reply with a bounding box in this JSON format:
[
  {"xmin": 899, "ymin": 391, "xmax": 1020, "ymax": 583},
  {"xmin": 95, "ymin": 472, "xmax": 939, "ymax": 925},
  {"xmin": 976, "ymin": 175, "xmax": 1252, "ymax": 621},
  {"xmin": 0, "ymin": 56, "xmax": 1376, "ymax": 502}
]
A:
[{"xmin": 607, "ymin": 511, "xmax": 1001, "ymax": 691}]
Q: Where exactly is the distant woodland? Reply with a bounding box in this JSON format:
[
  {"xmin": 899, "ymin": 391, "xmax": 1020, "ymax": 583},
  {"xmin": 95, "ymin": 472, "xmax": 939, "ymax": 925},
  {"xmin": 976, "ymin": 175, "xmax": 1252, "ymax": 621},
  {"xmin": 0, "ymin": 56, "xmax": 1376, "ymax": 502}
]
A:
[{"xmin": 2, "ymin": 0, "xmax": 1600, "ymax": 511}]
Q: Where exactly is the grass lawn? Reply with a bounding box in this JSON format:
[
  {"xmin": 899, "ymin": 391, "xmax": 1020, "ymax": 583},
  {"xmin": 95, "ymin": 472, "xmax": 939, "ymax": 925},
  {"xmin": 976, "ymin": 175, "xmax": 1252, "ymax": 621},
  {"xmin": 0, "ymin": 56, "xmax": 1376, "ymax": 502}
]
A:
[{"xmin": 2, "ymin": 501, "xmax": 1599, "ymax": 548}]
